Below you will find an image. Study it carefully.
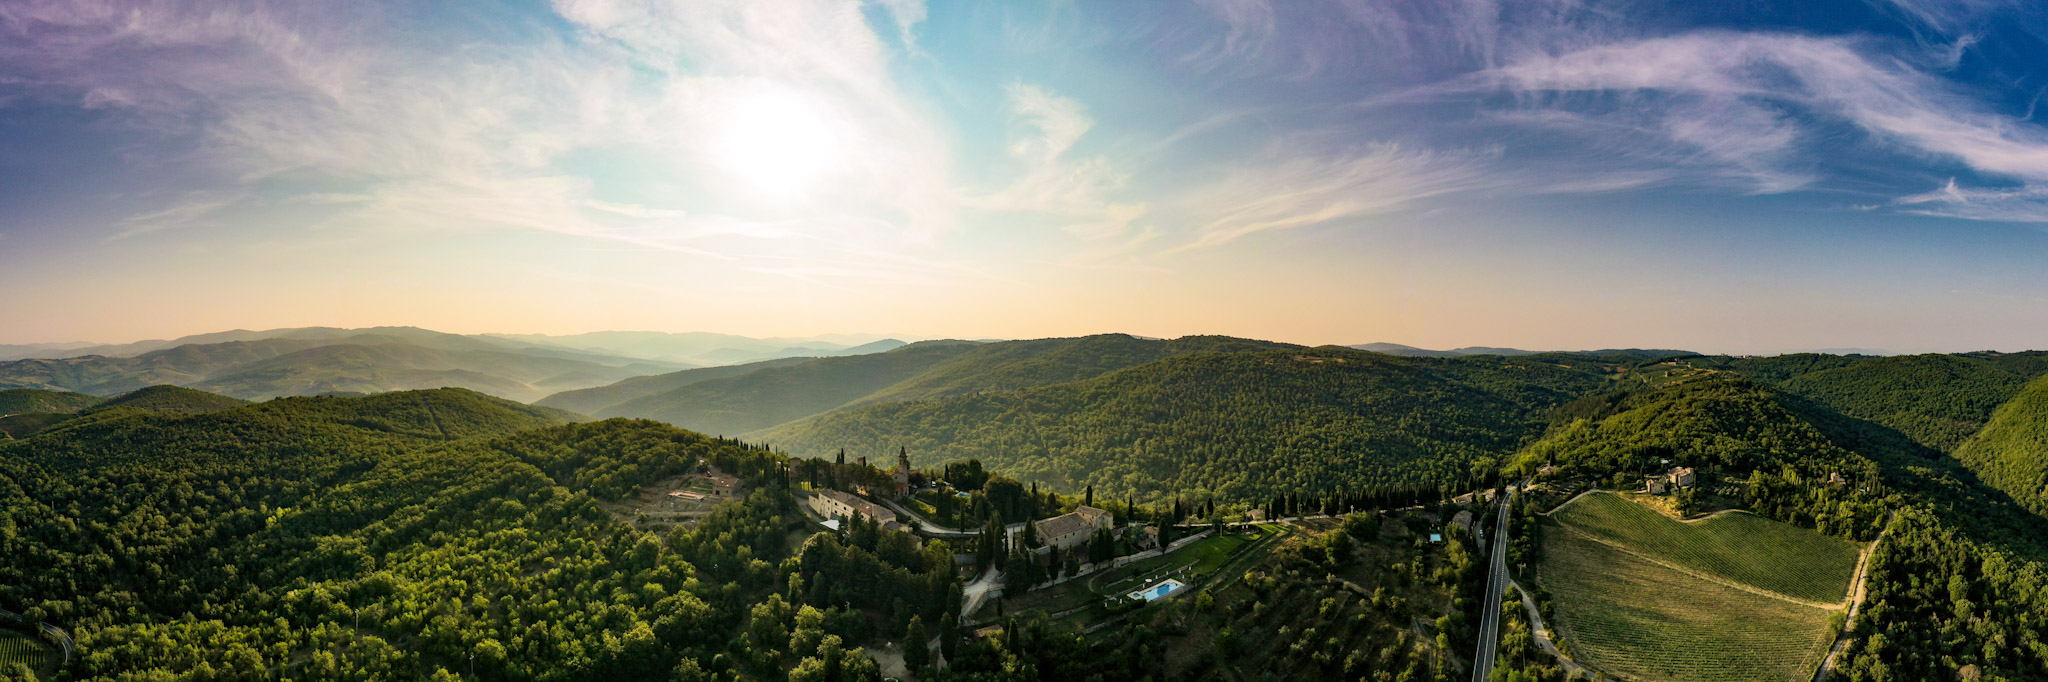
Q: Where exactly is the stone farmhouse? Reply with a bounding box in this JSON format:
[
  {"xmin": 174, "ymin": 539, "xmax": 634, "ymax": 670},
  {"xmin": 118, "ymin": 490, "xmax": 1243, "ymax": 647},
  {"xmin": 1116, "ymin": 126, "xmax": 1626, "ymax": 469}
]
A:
[
  {"xmin": 808, "ymin": 489, "xmax": 899, "ymax": 528},
  {"xmin": 1033, "ymin": 505, "xmax": 1114, "ymax": 551}
]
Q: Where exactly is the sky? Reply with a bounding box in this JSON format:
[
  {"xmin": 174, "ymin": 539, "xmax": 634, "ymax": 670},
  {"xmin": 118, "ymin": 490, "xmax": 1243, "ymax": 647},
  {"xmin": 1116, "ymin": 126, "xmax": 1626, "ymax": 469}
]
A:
[{"xmin": 5, "ymin": 0, "xmax": 2048, "ymax": 355}]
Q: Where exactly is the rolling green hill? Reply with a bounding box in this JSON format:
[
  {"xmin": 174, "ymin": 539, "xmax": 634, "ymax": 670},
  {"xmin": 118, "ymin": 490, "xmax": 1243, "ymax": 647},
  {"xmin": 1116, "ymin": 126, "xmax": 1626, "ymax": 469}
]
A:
[
  {"xmin": 0, "ymin": 413, "xmax": 74, "ymax": 439},
  {"xmin": 1539, "ymin": 518, "xmax": 1838, "ymax": 682},
  {"xmin": 0, "ymin": 386, "xmax": 248, "ymax": 439},
  {"xmin": 1515, "ymin": 375, "xmax": 1902, "ymax": 538},
  {"xmin": 81, "ymin": 385, "xmax": 250, "ymax": 415},
  {"xmin": 1952, "ymin": 373, "xmax": 2048, "ymax": 516},
  {"xmin": 757, "ymin": 347, "xmax": 1610, "ymax": 502},
  {"xmin": 1511, "ymin": 371, "xmax": 2048, "ymax": 681},
  {"xmin": 0, "ymin": 388, "xmax": 954, "ymax": 681},
  {"xmin": 1549, "ymin": 491, "xmax": 1860, "ymax": 603},
  {"xmin": 565, "ymin": 335, "xmax": 1302, "ymax": 437},
  {"xmin": 535, "ymin": 356, "xmax": 816, "ymax": 414},
  {"xmin": 591, "ymin": 340, "xmax": 985, "ymax": 434},
  {"xmin": 0, "ymin": 333, "xmax": 680, "ymax": 403},
  {"xmin": 1689, "ymin": 352, "xmax": 2048, "ymax": 452},
  {"xmin": 0, "ymin": 388, "xmax": 101, "ymax": 416},
  {"xmin": 845, "ymin": 334, "xmax": 1296, "ymax": 407}
]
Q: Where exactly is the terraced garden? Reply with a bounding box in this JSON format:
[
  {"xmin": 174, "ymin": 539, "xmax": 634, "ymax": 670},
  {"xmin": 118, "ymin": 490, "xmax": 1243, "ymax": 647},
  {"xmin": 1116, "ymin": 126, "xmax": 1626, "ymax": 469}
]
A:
[
  {"xmin": 1551, "ymin": 491, "xmax": 1860, "ymax": 603},
  {"xmin": 1540, "ymin": 525, "xmax": 1836, "ymax": 682}
]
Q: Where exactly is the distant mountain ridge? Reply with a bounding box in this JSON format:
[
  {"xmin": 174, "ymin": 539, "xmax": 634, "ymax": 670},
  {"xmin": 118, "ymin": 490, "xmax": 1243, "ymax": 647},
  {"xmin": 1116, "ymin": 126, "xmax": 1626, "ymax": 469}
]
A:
[
  {"xmin": 0, "ymin": 331, "xmax": 685, "ymax": 402},
  {"xmin": 0, "ymin": 326, "xmax": 915, "ymax": 367},
  {"xmin": 1352, "ymin": 342, "xmax": 1695, "ymax": 359},
  {"xmin": 0, "ymin": 326, "xmax": 916, "ymax": 405},
  {"xmin": 486, "ymin": 330, "xmax": 910, "ymax": 366}
]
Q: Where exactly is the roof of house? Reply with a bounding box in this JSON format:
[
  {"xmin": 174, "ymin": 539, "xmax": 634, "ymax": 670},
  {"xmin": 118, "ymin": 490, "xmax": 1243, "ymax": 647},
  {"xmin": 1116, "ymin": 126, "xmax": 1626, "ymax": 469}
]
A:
[
  {"xmin": 817, "ymin": 489, "xmax": 897, "ymax": 522},
  {"xmin": 1036, "ymin": 506, "xmax": 1108, "ymax": 541}
]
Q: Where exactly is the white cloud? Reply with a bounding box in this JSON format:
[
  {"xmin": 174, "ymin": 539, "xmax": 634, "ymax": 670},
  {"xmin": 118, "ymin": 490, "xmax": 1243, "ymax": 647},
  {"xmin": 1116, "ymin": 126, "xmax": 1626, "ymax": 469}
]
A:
[
  {"xmin": 1894, "ymin": 178, "xmax": 2048, "ymax": 223},
  {"xmin": 111, "ymin": 191, "xmax": 244, "ymax": 240},
  {"xmin": 1173, "ymin": 143, "xmax": 1494, "ymax": 251},
  {"xmin": 873, "ymin": 0, "xmax": 929, "ymax": 52},
  {"xmin": 0, "ymin": 0, "xmax": 971, "ymax": 280},
  {"xmin": 971, "ymin": 84, "xmax": 1150, "ymax": 243},
  {"xmin": 1878, "ymin": 0, "xmax": 2011, "ymax": 34},
  {"xmin": 1482, "ymin": 32, "xmax": 2048, "ymax": 182}
]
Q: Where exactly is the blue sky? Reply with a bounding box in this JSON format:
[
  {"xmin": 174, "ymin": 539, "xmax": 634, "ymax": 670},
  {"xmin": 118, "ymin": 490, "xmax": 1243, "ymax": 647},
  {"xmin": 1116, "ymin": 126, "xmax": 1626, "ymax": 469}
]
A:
[{"xmin": 4, "ymin": 0, "xmax": 2048, "ymax": 354}]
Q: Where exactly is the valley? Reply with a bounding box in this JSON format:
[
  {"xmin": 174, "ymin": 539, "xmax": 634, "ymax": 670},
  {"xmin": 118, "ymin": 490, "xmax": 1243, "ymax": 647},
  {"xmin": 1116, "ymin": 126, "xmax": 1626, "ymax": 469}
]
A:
[{"xmin": 0, "ymin": 335, "xmax": 2046, "ymax": 681}]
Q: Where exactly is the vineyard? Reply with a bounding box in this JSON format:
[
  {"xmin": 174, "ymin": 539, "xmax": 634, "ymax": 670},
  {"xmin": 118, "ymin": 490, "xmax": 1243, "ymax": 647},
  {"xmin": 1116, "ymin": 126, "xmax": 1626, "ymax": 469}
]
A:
[
  {"xmin": 1550, "ymin": 491, "xmax": 1860, "ymax": 603},
  {"xmin": 0, "ymin": 630, "xmax": 55, "ymax": 676},
  {"xmin": 1539, "ymin": 523, "xmax": 1836, "ymax": 682}
]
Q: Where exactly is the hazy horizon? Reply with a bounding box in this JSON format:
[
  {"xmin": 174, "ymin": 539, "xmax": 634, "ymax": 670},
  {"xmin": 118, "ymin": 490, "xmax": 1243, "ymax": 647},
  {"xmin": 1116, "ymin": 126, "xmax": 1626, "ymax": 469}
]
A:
[
  {"xmin": 0, "ymin": 323, "xmax": 2027, "ymax": 358},
  {"xmin": 8, "ymin": 1, "xmax": 2048, "ymax": 357}
]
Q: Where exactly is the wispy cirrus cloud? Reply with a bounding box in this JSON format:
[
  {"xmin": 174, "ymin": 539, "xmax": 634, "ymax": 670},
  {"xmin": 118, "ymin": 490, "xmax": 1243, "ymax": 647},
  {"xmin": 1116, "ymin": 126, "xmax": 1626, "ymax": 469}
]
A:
[
  {"xmin": 1893, "ymin": 179, "xmax": 2048, "ymax": 222},
  {"xmin": 1172, "ymin": 143, "xmax": 1496, "ymax": 251},
  {"xmin": 1443, "ymin": 30, "xmax": 2048, "ymax": 217},
  {"xmin": 969, "ymin": 83, "xmax": 1149, "ymax": 243},
  {"xmin": 111, "ymin": 191, "xmax": 244, "ymax": 241}
]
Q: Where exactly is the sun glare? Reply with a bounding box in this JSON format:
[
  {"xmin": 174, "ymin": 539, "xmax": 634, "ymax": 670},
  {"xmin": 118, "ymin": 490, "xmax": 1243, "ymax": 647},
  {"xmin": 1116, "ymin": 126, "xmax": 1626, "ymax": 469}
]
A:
[{"xmin": 714, "ymin": 86, "xmax": 843, "ymax": 199}]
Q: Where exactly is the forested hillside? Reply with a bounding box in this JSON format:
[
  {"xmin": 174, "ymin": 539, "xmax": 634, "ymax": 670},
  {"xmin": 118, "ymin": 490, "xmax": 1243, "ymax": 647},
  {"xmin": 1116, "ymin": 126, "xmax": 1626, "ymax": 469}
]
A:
[
  {"xmin": 0, "ymin": 390, "xmax": 954, "ymax": 680},
  {"xmin": 1952, "ymin": 373, "xmax": 2048, "ymax": 516},
  {"xmin": 0, "ymin": 389, "xmax": 100, "ymax": 416},
  {"xmin": 844, "ymin": 334, "xmax": 1296, "ymax": 407},
  {"xmin": 590, "ymin": 341, "xmax": 984, "ymax": 435},
  {"xmin": 81, "ymin": 385, "xmax": 250, "ymax": 415},
  {"xmin": 1519, "ymin": 375, "xmax": 2048, "ymax": 681},
  {"xmin": 758, "ymin": 348, "xmax": 1610, "ymax": 504},
  {"xmin": 1693, "ymin": 352, "xmax": 2048, "ymax": 452},
  {"xmin": 1, "ymin": 386, "xmax": 248, "ymax": 440},
  {"xmin": 553, "ymin": 335, "xmax": 1302, "ymax": 436},
  {"xmin": 535, "ymin": 357, "xmax": 814, "ymax": 415}
]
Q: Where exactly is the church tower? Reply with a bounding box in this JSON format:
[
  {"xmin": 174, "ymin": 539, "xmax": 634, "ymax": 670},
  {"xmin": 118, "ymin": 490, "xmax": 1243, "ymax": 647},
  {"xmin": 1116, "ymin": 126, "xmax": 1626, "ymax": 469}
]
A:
[{"xmin": 893, "ymin": 447, "xmax": 912, "ymax": 497}]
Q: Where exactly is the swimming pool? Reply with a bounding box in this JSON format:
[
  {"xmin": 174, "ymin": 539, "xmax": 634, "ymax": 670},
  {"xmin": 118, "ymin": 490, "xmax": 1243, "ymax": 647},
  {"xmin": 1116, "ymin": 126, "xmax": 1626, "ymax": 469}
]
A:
[{"xmin": 1127, "ymin": 579, "xmax": 1186, "ymax": 602}]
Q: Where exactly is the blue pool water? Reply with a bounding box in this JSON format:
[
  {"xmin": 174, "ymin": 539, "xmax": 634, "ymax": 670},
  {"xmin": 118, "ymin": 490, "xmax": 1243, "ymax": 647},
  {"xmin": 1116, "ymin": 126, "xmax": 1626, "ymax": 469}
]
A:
[{"xmin": 1127, "ymin": 579, "xmax": 1186, "ymax": 602}]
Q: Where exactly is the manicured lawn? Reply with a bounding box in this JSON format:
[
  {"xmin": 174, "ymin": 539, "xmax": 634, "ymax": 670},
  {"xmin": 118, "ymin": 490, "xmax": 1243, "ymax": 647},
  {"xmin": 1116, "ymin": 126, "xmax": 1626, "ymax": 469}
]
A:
[
  {"xmin": 1540, "ymin": 524, "xmax": 1835, "ymax": 682},
  {"xmin": 1551, "ymin": 491, "xmax": 1860, "ymax": 603},
  {"xmin": 1089, "ymin": 528, "xmax": 1270, "ymax": 594}
]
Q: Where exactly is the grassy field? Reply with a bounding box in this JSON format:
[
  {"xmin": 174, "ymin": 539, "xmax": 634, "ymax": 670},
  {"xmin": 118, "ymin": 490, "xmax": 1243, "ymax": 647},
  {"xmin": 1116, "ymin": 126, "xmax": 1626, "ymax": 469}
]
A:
[
  {"xmin": 0, "ymin": 630, "xmax": 55, "ymax": 676},
  {"xmin": 1540, "ymin": 525, "xmax": 1835, "ymax": 682},
  {"xmin": 1551, "ymin": 491, "xmax": 1860, "ymax": 603}
]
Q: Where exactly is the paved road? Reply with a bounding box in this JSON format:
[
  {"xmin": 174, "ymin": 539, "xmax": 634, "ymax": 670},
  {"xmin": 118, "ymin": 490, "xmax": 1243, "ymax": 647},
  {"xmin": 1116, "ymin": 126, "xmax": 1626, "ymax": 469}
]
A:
[
  {"xmin": 1472, "ymin": 483, "xmax": 1519, "ymax": 682},
  {"xmin": 873, "ymin": 496, "xmax": 1032, "ymax": 538}
]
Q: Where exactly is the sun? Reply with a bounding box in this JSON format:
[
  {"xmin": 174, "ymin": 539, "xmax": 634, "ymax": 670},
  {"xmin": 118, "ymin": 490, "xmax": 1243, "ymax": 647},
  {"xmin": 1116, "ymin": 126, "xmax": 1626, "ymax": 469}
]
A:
[{"xmin": 713, "ymin": 85, "xmax": 844, "ymax": 199}]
